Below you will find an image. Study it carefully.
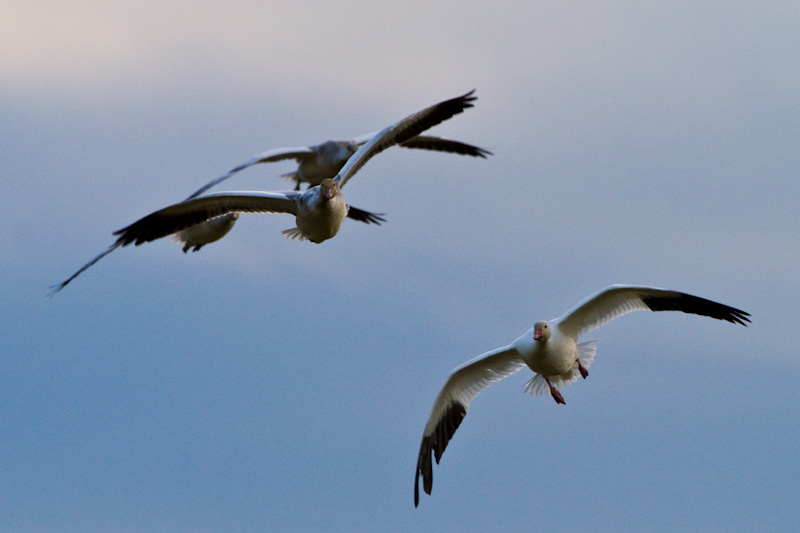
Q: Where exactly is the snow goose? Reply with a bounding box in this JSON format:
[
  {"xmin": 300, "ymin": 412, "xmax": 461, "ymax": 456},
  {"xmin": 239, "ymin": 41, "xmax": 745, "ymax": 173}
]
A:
[
  {"xmin": 414, "ymin": 284, "xmax": 750, "ymax": 507},
  {"xmin": 187, "ymin": 133, "xmax": 490, "ymax": 196},
  {"xmin": 49, "ymin": 91, "xmax": 478, "ymax": 294}
]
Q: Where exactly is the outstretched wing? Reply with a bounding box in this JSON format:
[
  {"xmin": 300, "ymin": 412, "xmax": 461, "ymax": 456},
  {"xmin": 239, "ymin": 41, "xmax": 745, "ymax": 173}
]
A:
[
  {"xmin": 398, "ymin": 135, "xmax": 492, "ymax": 158},
  {"xmin": 352, "ymin": 132, "xmax": 491, "ymax": 159},
  {"xmin": 346, "ymin": 206, "xmax": 386, "ymax": 225},
  {"xmin": 336, "ymin": 90, "xmax": 479, "ymax": 189},
  {"xmin": 415, "ymin": 345, "xmax": 525, "ymax": 507},
  {"xmin": 555, "ymin": 284, "xmax": 751, "ymax": 339},
  {"xmin": 113, "ymin": 191, "xmax": 299, "ymax": 247},
  {"xmin": 186, "ymin": 147, "xmax": 314, "ymax": 199},
  {"xmin": 48, "ymin": 243, "xmax": 120, "ymax": 296}
]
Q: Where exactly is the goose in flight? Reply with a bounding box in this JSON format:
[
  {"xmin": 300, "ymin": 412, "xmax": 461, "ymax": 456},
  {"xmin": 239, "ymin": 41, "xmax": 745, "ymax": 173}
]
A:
[
  {"xmin": 49, "ymin": 172, "xmax": 387, "ymax": 296},
  {"xmin": 169, "ymin": 205, "xmax": 383, "ymax": 253},
  {"xmin": 187, "ymin": 133, "xmax": 491, "ymax": 197},
  {"xmin": 50, "ymin": 90, "xmax": 479, "ymax": 294},
  {"xmin": 414, "ymin": 284, "xmax": 750, "ymax": 507}
]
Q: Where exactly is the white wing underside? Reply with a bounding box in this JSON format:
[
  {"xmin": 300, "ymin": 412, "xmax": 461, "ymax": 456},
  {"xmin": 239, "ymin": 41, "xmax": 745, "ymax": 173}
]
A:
[
  {"xmin": 334, "ymin": 125, "xmax": 394, "ymax": 189},
  {"xmin": 180, "ymin": 190, "xmax": 299, "ymax": 215},
  {"xmin": 423, "ymin": 346, "xmax": 526, "ymax": 437},
  {"xmin": 555, "ymin": 285, "xmax": 668, "ymax": 339},
  {"xmin": 352, "ymin": 132, "xmax": 377, "ymax": 146}
]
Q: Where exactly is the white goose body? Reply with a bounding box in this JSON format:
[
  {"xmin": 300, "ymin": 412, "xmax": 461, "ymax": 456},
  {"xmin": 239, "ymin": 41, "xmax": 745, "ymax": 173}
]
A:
[
  {"xmin": 517, "ymin": 324, "xmax": 575, "ymax": 376},
  {"xmin": 292, "ymin": 180, "xmax": 348, "ymax": 243}
]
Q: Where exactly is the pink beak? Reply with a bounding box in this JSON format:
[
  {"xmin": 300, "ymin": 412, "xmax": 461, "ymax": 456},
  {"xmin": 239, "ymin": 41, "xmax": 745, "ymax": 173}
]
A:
[{"xmin": 533, "ymin": 328, "xmax": 543, "ymax": 341}]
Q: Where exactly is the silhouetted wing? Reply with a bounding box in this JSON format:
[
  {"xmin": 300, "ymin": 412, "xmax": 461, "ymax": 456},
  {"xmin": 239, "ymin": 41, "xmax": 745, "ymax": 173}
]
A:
[
  {"xmin": 48, "ymin": 243, "xmax": 120, "ymax": 296},
  {"xmin": 336, "ymin": 90, "xmax": 479, "ymax": 189},
  {"xmin": 346, "ymin": 205, "xmax": 386, "ymax": 225},
  {"xmin": 114, "ymin": 191, "xmax": 299, "ymax": 246},
  {"xmin": 399, "ymin": 135, "xmax": 492, "ymax": 158}
]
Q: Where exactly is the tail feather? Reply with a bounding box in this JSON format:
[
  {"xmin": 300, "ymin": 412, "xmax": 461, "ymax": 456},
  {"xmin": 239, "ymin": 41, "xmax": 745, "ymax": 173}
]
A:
[
  {"xmin": 522, "ymin": 374, "xmax": 550, "ymax": 397},
  {"xmin": 281, "ymin": 171, "xmax": 302, "ymax": 189},
  {"xmin": 577, "ymin": 338, "xmax": 599, "ymax": 371},
  {"xmin": 281, "ymin": 227, "xmax": 308, "ymax": 241}
]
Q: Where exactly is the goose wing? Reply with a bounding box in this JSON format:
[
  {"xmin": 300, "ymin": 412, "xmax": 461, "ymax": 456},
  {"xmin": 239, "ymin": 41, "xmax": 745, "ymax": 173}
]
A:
[
  {"xmin": 352, "ymin": 132, "xmax": 491, "ymax": 159},
  {"xmin": 415, "ymin": 345, "xmax": 525, "ymax": 507},
  {"xmin": 48, "ymin": 244, "xmax": 120, "ymax": 296},
  {"xmin": 398, "ymin": 135, "xmax": 492, "ymax": 158},
  {"xmin": 345, "ymin": 206, "xmax": 386, "ymax": 225},
  {"xmin": 336, "ymin": 90, "xmax": 479, "ymax": 189},
  {"xmin": 555, "ymin": 284, "xmax": 751, "ymax": 339},
  {"xmin": 186, "ymin": 147, "xmax": 314, "ymax": 199},
  {"xmin": 113, "ymin": 191, "xmax": 299, "ymax": 247}
]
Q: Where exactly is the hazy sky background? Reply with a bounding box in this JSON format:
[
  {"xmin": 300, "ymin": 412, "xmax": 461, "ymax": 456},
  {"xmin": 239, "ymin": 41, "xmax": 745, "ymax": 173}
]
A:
[{"xmin": 2, "ymin": 1, "xmax": 799, "ymax": 530}]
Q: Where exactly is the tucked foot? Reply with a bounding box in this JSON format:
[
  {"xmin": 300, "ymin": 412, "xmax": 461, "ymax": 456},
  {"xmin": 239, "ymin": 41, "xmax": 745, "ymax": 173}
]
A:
[
  {"xmin": 546, "ymin": 379, "xmax": 566, "ymax": 405},
  {"xmin": 578, "ymin": 362, "xmax": 589, "ymax": 379}
]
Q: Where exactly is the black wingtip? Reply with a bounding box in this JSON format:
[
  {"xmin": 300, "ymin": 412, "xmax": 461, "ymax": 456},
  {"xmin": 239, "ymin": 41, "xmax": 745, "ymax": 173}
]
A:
[
  {"xmin": 46, "ymin": 283, "xmax": 66, "ymax": 298},
  {"xmin": 640, "ymin": 292, "xmax": 752, "ymax": 327},
  {"xmin": 397, "ymin": 136, "xmax": 493, "ymax": 159},
  {"xmin": 460, "ymin": 89, "xmax": 477, "ymax": 106},
  {"xmin": 401, "ymin": 90, "xmax": 479, "ymax": 149},
  {"xmin": 346, "ymin": 206, "xmax": 387, "ymax": 225},
  {"xmin": 414, "ymin": 469, "xmax": 421, "ymax": 507},
  {"xmin": 112, "ymin": 220, "xmax": 142, "ymax": 247},
  {"xmin": 454, "ymin": 89, "xmax": 477, "ymax": 111},
  {"xmin": 414, "ymin": 402, "xmax": 467, "ymax": 507}
]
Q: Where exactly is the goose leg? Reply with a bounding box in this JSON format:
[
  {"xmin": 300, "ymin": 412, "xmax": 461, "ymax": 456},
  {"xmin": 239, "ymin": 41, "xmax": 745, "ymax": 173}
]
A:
[
  {"xmin": 578, "ymin": 362, "xmax": 589, "ymax": 379},
  {"xmin": 545, "ymin": 378, "xmax": 565, "ymax": 405}
]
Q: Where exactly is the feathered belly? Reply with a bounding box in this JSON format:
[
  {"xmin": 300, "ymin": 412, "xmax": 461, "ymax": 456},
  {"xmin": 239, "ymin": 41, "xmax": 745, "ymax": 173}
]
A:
[
  {"xmin": 178, "ymin": 215, "xmax": 236, "ymax": 245},
  {"xmin": 524, "ymin": 343, "xmax": 577, "ymax": 377},
  {"xmin": 296, "ymin": 204, "xmax": 346, "ymax": 243}
]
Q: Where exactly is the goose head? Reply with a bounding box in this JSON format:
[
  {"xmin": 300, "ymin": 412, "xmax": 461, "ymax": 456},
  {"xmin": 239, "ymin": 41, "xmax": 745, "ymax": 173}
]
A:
[
  {"xmin": 320, "ymin": 178, "xmax": 339, "ymax": 200},
  {"xmin": 533, "ymin": 321, "xmax": 551, "ymax": 342}
]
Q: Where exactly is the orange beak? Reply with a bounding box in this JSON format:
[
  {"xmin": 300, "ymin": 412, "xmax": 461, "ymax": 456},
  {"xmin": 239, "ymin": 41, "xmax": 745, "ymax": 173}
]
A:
[{"xmin": 533, "ymin": 328, "xmax": 543, "ymax": 341}]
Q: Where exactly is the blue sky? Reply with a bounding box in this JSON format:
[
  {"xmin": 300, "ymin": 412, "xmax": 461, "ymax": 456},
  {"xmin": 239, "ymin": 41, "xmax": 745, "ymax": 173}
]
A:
[{"xmin": 2, "ymin": 1, "xmax": 799, "ymax": 531}]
